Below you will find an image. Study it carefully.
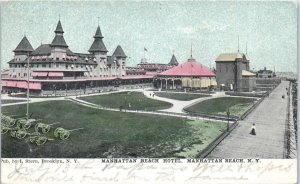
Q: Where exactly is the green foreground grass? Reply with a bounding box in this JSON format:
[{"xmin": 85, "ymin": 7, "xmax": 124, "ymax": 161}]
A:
[
  {"xmin": 79, "ymin": 91, "xmax": 173, "ymax": 111},
  {"xmin": 2, "ymin": 100, "xmax": 226, "ymax": 158},
  {"xmin": 154, "ymin": 92, "xmax": 211, "ymax": 101},
  {"xmin": 1, "ymin": 99, "xmax": 27, "ymax": 105},
  {"xmin": 185, "ymin": 97, "xmax": 257, "ymax": 117}
]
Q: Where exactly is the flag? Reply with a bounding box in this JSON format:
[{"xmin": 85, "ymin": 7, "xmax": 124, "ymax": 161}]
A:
[{"xmin": 144, "ymin": 47, "xmax": 148, "ymax": 51}]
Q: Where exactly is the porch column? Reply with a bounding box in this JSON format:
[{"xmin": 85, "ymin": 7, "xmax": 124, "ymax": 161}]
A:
[
  {"xmin": 172, "ymin": 79, "xmax": 175, "ymax": 89},
  {"xmin": 165, "ymin": 79, "xmax": 168, "ymax": 90},
  {"xmin": 160, "ymin": 79, "xmax": 163, "ymax": 89}
]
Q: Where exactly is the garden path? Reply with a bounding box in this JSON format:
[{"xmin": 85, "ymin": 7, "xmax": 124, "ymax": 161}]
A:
[{"xmin": 142, "ymin": 90, "xmax": 226, "ymax": 114}]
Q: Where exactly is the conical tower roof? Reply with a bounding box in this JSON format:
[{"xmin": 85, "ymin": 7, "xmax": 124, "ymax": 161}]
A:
[
  {"xmin": 50, "ymin": 20, "xmax": 68, "ymax": 48},
  {"xmin": 55, "ymin": 20, "xmax": 64, "ymax": 33},
  {"xmin": 13, "ymin": 36, "xmax": 34, "ymax": 52},
  {"xmin": 89, "ymin": 26, "xmax": 108, "ymax": 53},
  {"xmin": 169, "ymin": 54, "xmax": 178, "ymax": 66},
  {"xmin": 94, "ymin": 26, "xmax": 103, "ymax": 38},
  {"xmin": 112, "ymin": 45, "xmax": 126, "ymax": 58}
]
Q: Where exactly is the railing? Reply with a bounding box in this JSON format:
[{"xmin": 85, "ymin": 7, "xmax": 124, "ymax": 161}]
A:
[
  {"xmin": 283, "ymin": 81, "xmax": 291, "ymax": 158},
  {"xmin": 182, "ymin": 110, "xmax": 239, "ymax": 121},
  {"xmin": 240, "ymin": 97, "xmax": 265, "ymax": 120},
  {"xmin": 198, "ymin": 120, "xmax": 239, "ymax": 158},
  {"xmin": 225, "ymin": 91, "xmax": 266, "ymax": 98}
]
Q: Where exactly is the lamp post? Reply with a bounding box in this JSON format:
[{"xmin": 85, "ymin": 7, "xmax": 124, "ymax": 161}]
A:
[
  {"xmin": 227, "ymin": 108, "xmax": 230, "ymax": 131},
  {"xmin": 26, "ymin": 53, "xmax": 30, "ymax": 120}
]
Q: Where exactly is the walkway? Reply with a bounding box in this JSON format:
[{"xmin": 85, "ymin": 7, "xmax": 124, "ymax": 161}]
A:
[
  {"xmin": 143, "ymin": 90, "xmax": 226, "ymax": 114},
  {"xmin": 208, "ymin": 81, "xmax": 290, "ymax": 158},
  {"xmin": 68, "ymin": 97, "xmax": 230, "ymax": 123}
]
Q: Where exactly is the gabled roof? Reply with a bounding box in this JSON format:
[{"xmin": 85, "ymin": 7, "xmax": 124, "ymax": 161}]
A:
[
  {"xmin": 169, "ymin": 54, "xmax": 178, "ymax": 66},
  {"xmin": 112, "ymin": 45, "xmax": 126, "ymax": 58},
  {"xmin": 215, "ymin": 53, "xmax": 244, "ymax": 62},
  {"xmin": 158, "ymin": 59, "xmax": 215, "ymax": 77},
  {"xmin": 55, "ymin": 20, "xmax": 64, "ymax": 33},
  {"xmin": 31, "ymin": 44, "xmax": 74, "ymax": 56},
  {"xmin": 89, "ymin": 26, "xmax": 108, "ymax": 53},
  {"xmin": 13, "ymin": 36, "xmax": 34, "ymax": 52},
  {"xmin": 31, "ymin": 44, "xmax": 51, "ymax": 55},
  {"xmin": 242, "ymin": 70, "xmax": 256, "ymax": 77},
  {"xmin": 245, "ymin": 54, "xmax": 250, "ymax": 61}
]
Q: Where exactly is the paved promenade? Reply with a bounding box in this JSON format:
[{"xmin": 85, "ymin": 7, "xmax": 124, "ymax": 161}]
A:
[{"xmin": 208, "ymin": 81, "xmax": 290, "ymax": 158}]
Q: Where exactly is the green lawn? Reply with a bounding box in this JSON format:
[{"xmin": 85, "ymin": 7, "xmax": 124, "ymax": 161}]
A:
[
  {"xmin": 1, "ymin": 99, "xmax": 27, "ymax": 105},
  {"xmin": 79, "ymin": 91, "xmax": 173, "ymax": 111},
  {"xmin": 2, "ymin": 100, "xmax": 226, "ymax": 158},
  {"xmin": 185, "ymin": 97, "xmax": 257, "ymax": 117},
  {"xmin": 154, "ymin": 92, "xmax": 211, "ymax": 101}
]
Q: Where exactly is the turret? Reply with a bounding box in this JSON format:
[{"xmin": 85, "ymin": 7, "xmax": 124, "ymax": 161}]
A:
[
  {"xmin": 50, "ymin": 20, "xmax": 70, "ymax": 60},
  {"xmin": 112, "ymin": 45, "xmax": 127, "ymax": 77},
  {"xmin": 89, "ymin": 25, "xmax": 109, "ymax": 77},
  {"xmin": 50, "ymin": 20, "xmax": 68, "ymax": 48},
  {"xmin": 13, "ymin": 36, "xmax": 33, "ymax": 61},
  {"xmin": 169, "ymin": 54, "xmax": 178, "ymax": 66},
  {"xmin": 88, "ymin": 26, "xmax": 108, "ymax": 55}
]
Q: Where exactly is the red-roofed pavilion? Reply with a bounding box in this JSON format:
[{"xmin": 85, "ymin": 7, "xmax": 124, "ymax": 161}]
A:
[{"xmin": 156, "ymin": 57, "xmax": 217, "ymax": 89}]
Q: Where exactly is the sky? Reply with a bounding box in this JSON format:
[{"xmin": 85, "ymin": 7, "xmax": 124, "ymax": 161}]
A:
[{"xmin": 0, "ymin": 1, "xmax": 297, "ymax": 73}]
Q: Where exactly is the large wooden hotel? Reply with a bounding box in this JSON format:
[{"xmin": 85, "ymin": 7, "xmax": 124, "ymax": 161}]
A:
[{"xmin": 2, "ymin": 20, "xmax": 221, "ymax": 96}]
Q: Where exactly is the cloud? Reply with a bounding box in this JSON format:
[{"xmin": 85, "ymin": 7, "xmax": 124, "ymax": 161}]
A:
[
  {"xmin": 177, "ymin": 20, "xmax": 229, "ymax": 36},
  {"xmin": 199, "ymin": 20, "xmax": 229, "ymax": 32}
]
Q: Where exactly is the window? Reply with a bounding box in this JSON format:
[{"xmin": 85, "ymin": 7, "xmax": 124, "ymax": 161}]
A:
[
  {"xmin": 49, "ymin": 64, "xmax": 51, "ymax": 68},
  {"xmin": 42, "ymin": 64, "xmax": 46, "ymax": 68},
  {"xmin": 56, "ymin": 63, "xmax": 59, "ymax": 68}
]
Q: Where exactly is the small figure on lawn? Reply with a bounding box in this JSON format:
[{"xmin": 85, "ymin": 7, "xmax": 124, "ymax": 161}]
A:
[{"xmin": 250, "ymin": 123, "xmax": 256, "ymax": 135}]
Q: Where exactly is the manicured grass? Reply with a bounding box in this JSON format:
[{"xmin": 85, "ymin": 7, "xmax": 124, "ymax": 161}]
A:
[
  {"xmin": 2, "ymin": 100, "xmax": 226, "ymax": 158},
  {"xmin": 185, "ymin": 97, "xmax": 257, "ymax": 117},
  {"xmin": 1, "ymin": 99, "xmax": 27, "ymax": 104},
  {"xmin": 79, "ymin": 91, "xmax": 173, "ymax": 111},
  {"xmin": 154, "ymin": 92, "xmax": 211, "ymax": 101}
]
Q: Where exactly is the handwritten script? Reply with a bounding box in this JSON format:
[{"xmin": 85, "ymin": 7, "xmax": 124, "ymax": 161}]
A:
[{"xmin": 1, "ymin": 159, "xmax": 296, "ymax": 184}]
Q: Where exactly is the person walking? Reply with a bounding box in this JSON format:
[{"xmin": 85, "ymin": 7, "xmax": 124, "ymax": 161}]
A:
[{"xmin": 250, "ymin": 123, "xmax": 256, "ymax": 135}]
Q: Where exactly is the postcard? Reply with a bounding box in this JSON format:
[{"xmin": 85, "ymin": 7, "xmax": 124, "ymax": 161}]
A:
[{"xmin": 0, "ymin": 1, "xmax": 297, "ymax": 183}]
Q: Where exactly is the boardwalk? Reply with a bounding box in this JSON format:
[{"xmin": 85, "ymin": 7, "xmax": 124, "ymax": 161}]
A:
[{"xmin": 208, "ymin": 81, "xmax": 290, "ymax": 158}]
